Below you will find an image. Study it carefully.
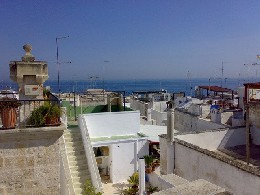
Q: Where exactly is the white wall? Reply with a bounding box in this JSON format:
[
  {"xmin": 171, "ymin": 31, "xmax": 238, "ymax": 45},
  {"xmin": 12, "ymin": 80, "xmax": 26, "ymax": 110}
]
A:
[
  {"xmin": 130, "ymin": 98, "xmax": 149, "ymax": 116},
  {"xmin": 109, "ymin": 139, "xmax": 149, "ymax": 183},
  {"xmin": 174, "ymin": 143, "xmax": 260, "ymax": 195},
  {"xmin": 174, "ymin": 109, "xmax": 225, "ymax": 132},
  {"xmin": 176, "ymin": 127, "xmax": 246, "ymax": 151},
  {"xmin": 153, "ymin": 101, "xmax": 167, "ymax": 112},
  {"xmin": 151, "ymin": 109, "xmax": 167, "ymax": 126},
  {"xmin": 159, "ymin": 135, "xmax": 168, "ymax": 175},
  {"xmin": 81, "ymin": 111, "xmax": 140, "ymax": 138}
]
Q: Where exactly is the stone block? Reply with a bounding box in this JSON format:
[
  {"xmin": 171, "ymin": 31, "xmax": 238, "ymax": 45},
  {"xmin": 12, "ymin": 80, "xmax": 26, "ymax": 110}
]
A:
[
  {"xmin": 0, "ymin": 156, "xmax": 3, "ymax": 169},
  {"xmin": 25, "ymin": 156, "xmax": 34, "ymax": 167}
]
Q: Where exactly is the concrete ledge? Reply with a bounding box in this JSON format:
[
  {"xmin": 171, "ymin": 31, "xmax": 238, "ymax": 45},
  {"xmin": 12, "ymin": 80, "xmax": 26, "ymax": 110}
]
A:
[
  {"xmin": 0, "ymin": 124, "xmax": 65, "ymax": 142},
  {"xmin": 175, "ymin": 138, "xmax": 260, "ymax": 177}
]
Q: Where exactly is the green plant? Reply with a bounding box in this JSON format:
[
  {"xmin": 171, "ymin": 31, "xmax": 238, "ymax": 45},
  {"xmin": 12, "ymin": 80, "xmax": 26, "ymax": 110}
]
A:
[
  {"xmin": 27, "ymin": 102, "xmax": 60, "ymax": 127},
  {"xmin": 83, "ymin": 179, "xmax": 103, "ymax": 195},
  {"xmin": 0, "ymin": 97, "xmax": 21, "ymax": 110},
  {"xmin": 46, "ymin": 102, "xmax": 60, "ymax": 118},
  {"xmin": 122, "ymin": 186, "xmax": 138, "ymax": 195},
  {"xmin": 143, "ymin": 155, "xmax": 154, "ymax": 167},
  {"xmin": 127, "ymin": 172, "xmax": 139, "ymax": 187},
  {"xmin": 28, "ymin": 105, "xmax": 48, "ymax": 127},
  {"xmin": 43, "ymin": 88, "xmax": 50, "ymax": 98},
  {"xmin": 147, "ymin": 186, "xmax": 158, "ymax": 194}
]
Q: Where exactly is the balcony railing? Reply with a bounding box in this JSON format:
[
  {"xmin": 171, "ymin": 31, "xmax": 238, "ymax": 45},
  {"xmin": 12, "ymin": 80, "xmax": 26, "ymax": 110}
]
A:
[{"xmin": 0, "ymin": 93, "xmax": 61, "ymax": 129}]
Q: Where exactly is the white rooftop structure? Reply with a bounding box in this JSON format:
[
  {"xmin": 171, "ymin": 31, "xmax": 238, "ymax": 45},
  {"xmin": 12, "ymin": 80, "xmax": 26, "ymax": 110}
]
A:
[{"xmin": 139, "ymin": 125, "xmax": 168, "ymax": 142}]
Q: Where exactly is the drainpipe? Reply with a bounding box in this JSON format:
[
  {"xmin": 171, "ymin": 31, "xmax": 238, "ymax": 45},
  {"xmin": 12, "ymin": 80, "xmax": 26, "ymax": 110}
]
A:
[{"xmin": 138, "ymin": 158, "xmax": 145, "ymax": 195}]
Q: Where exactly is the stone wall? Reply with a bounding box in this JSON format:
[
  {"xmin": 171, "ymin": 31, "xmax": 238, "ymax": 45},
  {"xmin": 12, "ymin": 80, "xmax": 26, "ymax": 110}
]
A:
[{"xmin": 0, "ymin": 126, "xmax": 64, "ymax": 195}]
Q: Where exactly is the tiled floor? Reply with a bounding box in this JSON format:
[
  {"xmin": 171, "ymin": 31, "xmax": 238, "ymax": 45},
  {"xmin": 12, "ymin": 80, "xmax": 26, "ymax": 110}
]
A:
[{"xmin": 101, "ymin": 176, "xmax": 130, "ymax": 195}]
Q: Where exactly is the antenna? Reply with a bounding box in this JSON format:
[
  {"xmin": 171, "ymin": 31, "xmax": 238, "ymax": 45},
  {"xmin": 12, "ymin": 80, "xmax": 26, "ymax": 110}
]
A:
[
  {"xmin": 187, "ymin": 70, "xmax": 192, "ymax": 96},
  {"xmin": 221, "ymin": 61, "xmax": 224, "ymax": 87}
]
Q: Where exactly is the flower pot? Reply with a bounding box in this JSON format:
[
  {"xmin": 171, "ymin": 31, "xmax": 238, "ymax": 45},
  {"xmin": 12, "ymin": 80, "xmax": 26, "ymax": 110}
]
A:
[
  {"xmin": 1, "ymin": 108, "xmax": 17, "ymax": 129},
  {"xmin": 45, "ymin": 116, "xmax": 60, "ymax": 125},
  {"xmin": 145, "ymin": 166, "xmax": 152, "ymax": 174}
]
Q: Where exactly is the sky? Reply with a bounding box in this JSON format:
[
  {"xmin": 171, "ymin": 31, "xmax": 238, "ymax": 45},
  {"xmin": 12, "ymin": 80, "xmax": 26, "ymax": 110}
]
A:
[{"xmin": 1, "ymin": 0, "xmax": 260, "ymax": 81}]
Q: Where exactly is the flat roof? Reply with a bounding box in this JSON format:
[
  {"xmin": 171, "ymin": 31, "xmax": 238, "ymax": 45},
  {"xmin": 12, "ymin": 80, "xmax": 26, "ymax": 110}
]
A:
[
  {"xmin": 90, "ymin": 134, "xmax": 145, "ymax": 142},
  {"xmin": 198, "ymin": 86, "xmax": 232, "ymax": 93},
  {"xmin": 132, "ymin": 90, "xmax": 167, "ymax": 94},
  {"xmin": 139, "ymin": 125, "xmax": 168, "ymax": 142}
]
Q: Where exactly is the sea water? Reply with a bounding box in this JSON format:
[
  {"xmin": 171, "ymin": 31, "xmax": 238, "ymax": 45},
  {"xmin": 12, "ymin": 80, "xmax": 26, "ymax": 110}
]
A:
[{"xmin": 1, "ymin": 78, "xmax": 255, "ymax": 96}]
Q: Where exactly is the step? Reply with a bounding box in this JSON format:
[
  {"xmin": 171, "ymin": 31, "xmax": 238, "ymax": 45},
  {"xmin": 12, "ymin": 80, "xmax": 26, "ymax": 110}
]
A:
[
  {"xmin": 72, "ymin": 175, "xmax": 91, "ymax": 184},
  {"xmin": 74, "ymin": 187, "xmax": 83, "ymax": 195},
  {"xmin": 64, "ymin": 131, "xmax": 82, "ymax": 137},
  {"xmin": 71, "ymin": 170, "xmax": 90, "ymax": 178},
  {"xmin": 68, "ymin": 159, "xmax": 88, "ymax": 166},
  {"xmin": 70, "ymin": 164, "xmax": 88, "ymax": 172},
  {"xmin": 67, "ymin": 149, "xmax": 85, "ymax": 156},
  {"xmin": 68, "ymin": 155, "xmax": 87, "ymax": 162},
  {"xmin": 65, "ymin": 141, "xmax": 84, "ymax": 148},
  {"xmin": 73, "ymin": 181, "xmax": 84, "ymax": 189},
  {"xmin": 64, "ymin": 136, "xmax": 83, "ymax": 143}
]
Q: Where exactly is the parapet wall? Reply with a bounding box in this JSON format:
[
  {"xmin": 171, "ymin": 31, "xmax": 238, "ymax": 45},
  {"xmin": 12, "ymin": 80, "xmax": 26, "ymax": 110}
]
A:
[
  {"xmin": 174, "ymin": 109, "xmax": 225, "ymax": 132},
  {"xmin": 174, "ymin": 138, "xmax": 260, "ymax": 195},
  {"xmin": 0, "ymin": 126, "xmax": 64, "ymax": 194}
]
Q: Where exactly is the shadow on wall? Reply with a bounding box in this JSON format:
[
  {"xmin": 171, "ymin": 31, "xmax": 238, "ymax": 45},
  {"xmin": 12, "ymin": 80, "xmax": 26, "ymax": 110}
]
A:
[{"xmin": 217, "ymin": 127, "xmax": 246, "ymax": 150}]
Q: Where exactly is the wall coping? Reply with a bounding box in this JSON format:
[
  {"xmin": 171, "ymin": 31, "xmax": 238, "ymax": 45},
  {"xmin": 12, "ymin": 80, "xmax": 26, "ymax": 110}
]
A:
[
  {"xmin": 0, "ymin": 124, "xmax": 65, "ymax": 141},
  {"xmin": 175, "ymin": 138, "xmax": 260, "ymax": 177}
]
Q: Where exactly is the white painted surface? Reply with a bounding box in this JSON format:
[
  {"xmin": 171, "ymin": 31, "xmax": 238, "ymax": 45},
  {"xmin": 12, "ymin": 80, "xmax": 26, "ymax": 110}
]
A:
[
  {"xmin": 81, "ymin": 111, "xmax": 140, "ymax": 138},
  {"xmin": 151, "ymin": 109, "xmax": 167, "ymax": 126},
  {"xmin": 153, "ymin": 101, "xmax": 167, "ymax": 112},
  {"xmin": 174, "ymin": 143, "xmax": 260, "ymax": 195},
  {"xmin": 174, "ymin": 109, "xmax": 225, "ymax": 132},
  {"xmin": 130, "ymin": 98, "xmax": 150, "ymax": 116},
  {"xmin": 159, "ymin": 135, "xmax": 168, "ymax": 175},
  {"xmin": 176, "ymin": 128, "xmax": 246, "ymax": 151},
  {"xmin": 140, "ymin": 125, "xmax": 167, "ymax": 142},
  {"xmin": 109, "ymin": 139, "xmax": 149, "ymax": 183},
  {"xmin": 78, "ymin": 116, "xmax": 103, "ymax": 192},
  {"xmin": 138, "ymin": 158, "xmax": 146, "ymax": 195}
]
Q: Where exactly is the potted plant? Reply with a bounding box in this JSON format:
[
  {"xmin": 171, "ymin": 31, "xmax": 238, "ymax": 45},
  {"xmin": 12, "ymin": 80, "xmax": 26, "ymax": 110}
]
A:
[
  {"xmin": 146, "ymin": 186, "xmax": 158, "ymax": 195},
  {"xmin": 28, "ymin": 102, "xmax": 60, "ymax": 127},
  {"xmin": 153, "ymin": 159, "xmax": 160, "ymax": 169},
  {"xmin": 83, "ymin": 179, "xmax": 103, "ymax": 195},
  {"xmin": 143, "ymin": 155, "xmax": 155, "ymax": 174},
  {"xmin": 45, "ymin": 102, "xmax": 60, "ymax": 125},
  {"xmin": 0, "ymin": 97, "xmax": 21, "ymax": 129}
]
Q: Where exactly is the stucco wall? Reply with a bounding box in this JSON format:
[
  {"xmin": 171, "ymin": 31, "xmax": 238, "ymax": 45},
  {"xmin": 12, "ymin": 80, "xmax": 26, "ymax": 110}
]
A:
[
  {"xmin": 174, "ymin": 109, "xmax": 225, "ymax": 132},
  {"xmin": 81, "ymin": 111, "xmax": 140, "ymax": 138},
  {"xmin": 0, "ymin": 126, "xmax": 64, "ymax": 195},
  {"xmin": 174, "ymin": 142, "xmax": 260, "ymax": 195},
  {"xmin": 159, "ymin": 135, "xmax": 168, "ymax": 175},
  {"xmin": 249, "ymin": 103, "xmax": 260, "ymax": 145},
  {"xmin": 129, "ymin": 98, "xmax": 149, "ymax": 116},
  {"xmin": 109, "ymin": 139, "xmax": 148, "ymax": 183},
  {"xmin": 176, "ymin": 128, "xmax": 246, "ymax": 151},
  {"xmin": 151, "ymin": 109, "xmax": 167, "ymax": 126},
  {"xmin": 153, "ymin": 101, "xmax": 167, "ymax": 112}
]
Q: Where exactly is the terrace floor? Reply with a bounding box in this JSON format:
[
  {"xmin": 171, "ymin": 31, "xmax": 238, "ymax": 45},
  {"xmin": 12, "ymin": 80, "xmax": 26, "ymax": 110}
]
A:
[{"xmin": 218, "ymin": 144, "xmax": 260, "ymax": 167}]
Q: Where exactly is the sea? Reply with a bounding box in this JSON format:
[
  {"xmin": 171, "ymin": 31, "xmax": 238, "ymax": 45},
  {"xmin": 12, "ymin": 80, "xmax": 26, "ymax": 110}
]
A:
[{"xmin": 1, "ymin": 77, "xmax": 256, "ymax": 96}]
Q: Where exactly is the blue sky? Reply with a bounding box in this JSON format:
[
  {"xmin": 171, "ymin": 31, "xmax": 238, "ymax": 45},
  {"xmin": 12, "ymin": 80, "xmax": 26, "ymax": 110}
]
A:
[{"xmin": 1, "ymin": 0, "xmax": 260, "ymax": 81}]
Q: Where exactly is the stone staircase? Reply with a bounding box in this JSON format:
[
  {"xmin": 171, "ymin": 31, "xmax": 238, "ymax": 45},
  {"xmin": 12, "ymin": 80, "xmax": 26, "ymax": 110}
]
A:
[{"xmin": 63, "ymin": 127, "xmax": 91, "ymax": 194}]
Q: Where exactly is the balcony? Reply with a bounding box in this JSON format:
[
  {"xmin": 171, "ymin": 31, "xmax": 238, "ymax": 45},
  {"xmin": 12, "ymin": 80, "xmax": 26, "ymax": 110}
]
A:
[{"xmin": 0, "ymin": 92, "xmax": 62, "ymax": 129}]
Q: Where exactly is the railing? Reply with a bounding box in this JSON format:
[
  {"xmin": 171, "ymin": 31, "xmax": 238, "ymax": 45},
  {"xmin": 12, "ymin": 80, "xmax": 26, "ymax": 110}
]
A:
[
  {"xmin": 78, "ymin": 115, "xmax": 103, "ymax": 192},
  {"xmin": 0, "ymin": 93, "xmax": 61, "ymax": 129}
]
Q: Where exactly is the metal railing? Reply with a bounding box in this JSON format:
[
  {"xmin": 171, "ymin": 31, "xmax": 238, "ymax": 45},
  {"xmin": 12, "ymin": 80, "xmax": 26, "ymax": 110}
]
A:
[{"xmin": 0, "ymin": 93, "xmax": 61, "ymax": 129}]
